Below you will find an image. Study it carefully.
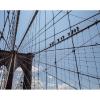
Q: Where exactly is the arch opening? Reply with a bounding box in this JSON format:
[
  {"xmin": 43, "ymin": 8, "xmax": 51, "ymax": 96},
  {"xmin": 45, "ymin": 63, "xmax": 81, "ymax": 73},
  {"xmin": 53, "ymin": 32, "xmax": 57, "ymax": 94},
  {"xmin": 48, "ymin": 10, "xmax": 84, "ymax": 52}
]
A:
[{"xmin": 12, "ymin": 67, "xmax": 24, "ymax": 89}]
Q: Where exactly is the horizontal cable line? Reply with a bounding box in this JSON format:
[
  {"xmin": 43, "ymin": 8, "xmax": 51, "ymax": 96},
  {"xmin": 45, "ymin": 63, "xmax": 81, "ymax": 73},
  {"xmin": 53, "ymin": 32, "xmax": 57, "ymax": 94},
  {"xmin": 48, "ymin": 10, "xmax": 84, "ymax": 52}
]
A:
[
  {"xmin": 31, "ymin": 11, "xmax": 99, "ymax": 42},
  {"xmin": 19, "ymin": 11, "xmax": 72, "ymax": 49},
  {"xmin": 36, "ymin": 43, "xmax": 100, "ymax": 53},
  {"xmin": 33, "ymin": 20, "xmax": 100, "ymax": 54},
  {"xmin": 32, "ymin": 11, "xmax": 71, "ymax": 40},
  {"xmin": 56, "ymin": 34, "xmax": 100, "ymax": 63},
  {"xmin": 39, "ymin": 65, "xmax": 78, "ymax": 89},
  {"xmin": 20, "ymin": 11, "xmax": 65, "ymax": 46},
  {"xmin": 34, "ymin": 60, "xmax": 100, "ymax": 80},
  {"xmin": 33, "ymin": 11, "xmax": 63, "ymax": 37},
  {"xmin": 21, "ymin": 16, "xmax": 100, "ymax": 51},
  {"xmin": 19, "ymin": 12, "xmax": 100, "ymax": 49},
  {"xmin": 46, "ymin": 72, "xmax": 77, "ymax": 89},
  {"xmin": 69, "ymin": 12, "xmax": 99, "ymax": 23}
]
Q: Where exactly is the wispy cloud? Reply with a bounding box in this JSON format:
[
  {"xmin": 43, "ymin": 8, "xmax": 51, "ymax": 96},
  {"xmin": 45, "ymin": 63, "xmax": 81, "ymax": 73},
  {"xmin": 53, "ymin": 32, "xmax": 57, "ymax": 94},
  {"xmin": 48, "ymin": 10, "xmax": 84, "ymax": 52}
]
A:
[
  {"xmin": 58, "ymin": 83, "xmax": 74, "ymax": 89},
  {"xmin": 48, "ymin": 83, "xmax": 74, "ymax": 89},
  {"xmin": 31, "ymin": 77, "xmax": 44, "ymax": 89},
  {"xmin": 32, "ymin": 65, "xmax": 44, "ymax": 73},
  {"xmin": 48, "ymin": 75, "xmax": 53, "ymax": 79}
]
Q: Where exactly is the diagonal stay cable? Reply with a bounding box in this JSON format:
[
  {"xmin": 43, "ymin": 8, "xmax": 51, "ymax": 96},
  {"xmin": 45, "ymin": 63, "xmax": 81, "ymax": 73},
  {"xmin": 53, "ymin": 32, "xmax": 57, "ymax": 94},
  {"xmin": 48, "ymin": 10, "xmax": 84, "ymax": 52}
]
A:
[
  {"xmin": 4, "ymin": 11, "xmax": 16, "ymax": 50},
  {"xmin": 2, "ymin": 37, "xmax": 11, "ymax": 50},
  {"xmin": 34, "ymin": 60, "xmax": 100, "ymax": 80},
  {"xmin": 19, "ymin": 53, "xmax": 100, "ymax": 81},
  {"xmin": 12, "ymin": 11, "xmax": 20, "ymax": 50},
  {"xmin": 17, "ymin": 10, "xmax": 38, "ymax": 51},
  {"xmin": 0, "ymin": 11, "xmax": 10, "ymax": 41},
  {"xmin": 2, "ymin": 11, "xmax": 10, "ymax": 35},
  {"xmin": 35, "ymin": 19, "xmax": 100, "ymax": 54},
  {"xmin": 19, "ymin": 11, "xmax": 100, "ymax": 49}
]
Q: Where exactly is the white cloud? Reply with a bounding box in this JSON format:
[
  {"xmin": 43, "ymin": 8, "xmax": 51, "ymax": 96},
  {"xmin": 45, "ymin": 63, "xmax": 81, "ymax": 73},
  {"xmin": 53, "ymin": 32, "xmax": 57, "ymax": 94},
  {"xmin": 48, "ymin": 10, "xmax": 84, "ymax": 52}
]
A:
[
  {"xmin": 48, "ymin": 75, "xmax": 53, "ymax": 79},
  {"xmin": 47, "ymin": 83, "xmax": 74, "ymax": 89},
  {"xmin": 58, "ymin": 83, "xmax": 74, "ymax": 89},
  {"xmin": 31, "ymin": 77, "xmax": 44, "ymax": 89},
  {"xmin": 32, "ymin": 65, "xmax": 45, "ymax": 73},
  {"xmin": 32, "ymin": 66, "xmax": 39, "ymax": 72}
]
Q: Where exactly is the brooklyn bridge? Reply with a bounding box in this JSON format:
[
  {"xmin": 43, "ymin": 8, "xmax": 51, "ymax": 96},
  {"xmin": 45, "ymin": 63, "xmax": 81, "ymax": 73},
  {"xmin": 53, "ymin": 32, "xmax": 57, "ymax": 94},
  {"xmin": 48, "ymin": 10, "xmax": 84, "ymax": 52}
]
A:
[{"xmin": 0, "ymin": 10, "xmax": 100, "ymax": 89}]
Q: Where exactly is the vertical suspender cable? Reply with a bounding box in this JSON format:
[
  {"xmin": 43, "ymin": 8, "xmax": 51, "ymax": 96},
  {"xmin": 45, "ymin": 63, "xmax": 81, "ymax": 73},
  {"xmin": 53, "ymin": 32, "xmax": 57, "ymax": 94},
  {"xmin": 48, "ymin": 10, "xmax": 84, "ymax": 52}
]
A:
[
  {"xmin": 52, "ymin": 11, "xmax": 58, "ymax": 89},
  {"xmin": 67, "ymin": 11, "xmax": 81, "ymax": 89}
]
